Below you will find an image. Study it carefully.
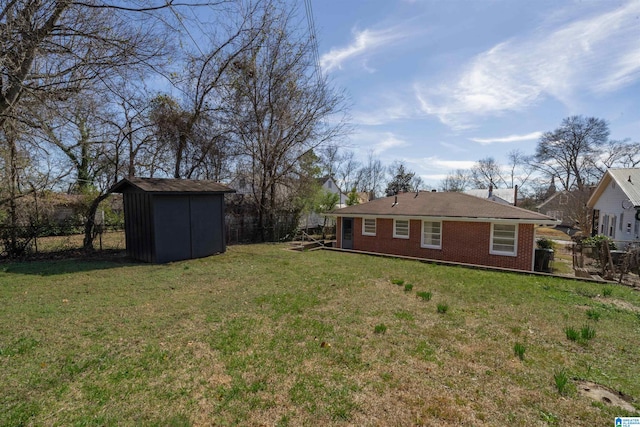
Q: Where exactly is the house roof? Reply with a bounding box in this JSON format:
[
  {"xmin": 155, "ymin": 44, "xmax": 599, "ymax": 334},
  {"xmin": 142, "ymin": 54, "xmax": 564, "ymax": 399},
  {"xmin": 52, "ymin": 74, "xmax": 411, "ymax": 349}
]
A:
[
  {"xmin": 587, "ymin": 168, "xmax": 640, "ymax": 208},
  {"xmin": 536, "ymin": 190, "xmax": 570, "ymax": 210},
  {"xmin": 464, "ymin": 188, "xmax": 516, "ymax": 205},
  {"xmin": 109, "ymin": 177, "xmax": 236, "ymax": 194},
  {"xmin": 328, "ymin": 191, "xmax": 558, "ymax": 224}
]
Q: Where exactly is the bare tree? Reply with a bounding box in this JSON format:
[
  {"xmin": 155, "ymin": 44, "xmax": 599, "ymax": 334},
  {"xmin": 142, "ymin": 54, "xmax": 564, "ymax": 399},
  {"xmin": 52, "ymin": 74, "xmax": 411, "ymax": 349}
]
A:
[
  {"xmin": 225, "ymin": 2, "xmax": 349, "ymax": 241},
  {"xmin": 505, "ymin": 149, "xmax": 535, "ymax": 196},
  {"xmin": 533, "ymin": 116, "xmax": 609, "ymax": 235},
  {"xmin": 599, "ymin": 139, "xmax": 640, "ymax": 170},
  {"xmin": 354, "ymin": 151, "xmax": 386, "ymax": 200},
  {"xmin": 534, "ymin": 116, "xmax": 609, "ymax": 192},
  {"xmin": 440, "ymin": 169, "xmax": 471, "ymax": 192},
  {"xmin": 471, "ymin": 157, "xmax": 505, "ymax": 189}
]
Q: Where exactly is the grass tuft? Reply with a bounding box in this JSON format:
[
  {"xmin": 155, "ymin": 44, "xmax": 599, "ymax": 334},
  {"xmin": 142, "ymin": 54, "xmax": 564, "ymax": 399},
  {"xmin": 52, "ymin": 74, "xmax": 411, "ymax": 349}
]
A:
[
  {"xmin": 391, "ymin": 279, "xmax": 405, "ymax": 286},
  {"xmin": 564, "ymin": 326, "xmax": 579, "ymax": 342},
  {"xmin": 580, "ymin": 324, "xmax": 596, "ymax": 341},
  {"xmin": 585, "ymin": 309, "xmax": 601, "ymax": 321},
  {"xmin": 602, "ymin": 286, "xmax": 613, "ymax": 297},
  {"xmin": 553, "ymin": 369, "xmax": 570, "ymax": 396},
  {"xmin": 513, "ymin": 342, "xmax": 526, "ymax": 361},
  {"xmin": 416, "ymin": 291, "xmax": 432, "ymax": 301},
  {"xmin": 374, "ymin": 324, "xmax": 387, "ymax": 334},
  {"xmin": 436, "ymin": 303, "xmax": 449, "ymax": 314},
  {"xmin": 404, "ymin": 283, "xmax": 413, "ymax": 292}
]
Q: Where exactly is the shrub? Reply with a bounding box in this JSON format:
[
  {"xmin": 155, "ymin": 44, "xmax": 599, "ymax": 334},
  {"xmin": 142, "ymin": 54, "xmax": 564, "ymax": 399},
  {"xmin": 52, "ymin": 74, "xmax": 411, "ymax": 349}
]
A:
[
  {"xmin": 582, "ymin": 235, "xmax": 616, "ymax": 259},
  {"xmin": 536, "ymin": 237, "xmax": 554, "ymax": 250}
]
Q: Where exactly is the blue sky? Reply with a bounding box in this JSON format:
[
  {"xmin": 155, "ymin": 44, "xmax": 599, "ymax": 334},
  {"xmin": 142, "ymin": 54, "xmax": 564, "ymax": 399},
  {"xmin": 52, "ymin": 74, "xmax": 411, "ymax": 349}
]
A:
[{"xmin": 310, "ymin": 0, "xmax": 640, "ymax": 187}]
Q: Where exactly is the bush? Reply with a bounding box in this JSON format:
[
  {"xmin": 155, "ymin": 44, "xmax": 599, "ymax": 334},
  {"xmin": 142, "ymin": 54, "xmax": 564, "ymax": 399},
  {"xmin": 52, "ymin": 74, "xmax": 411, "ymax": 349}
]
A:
[
  {"xmin": 536, "ymin": 237, "xmax": 554, "ymax": 250},
  {"xmin": 581, "ymin": 235, "xmax": 615, "ymax": 259}
]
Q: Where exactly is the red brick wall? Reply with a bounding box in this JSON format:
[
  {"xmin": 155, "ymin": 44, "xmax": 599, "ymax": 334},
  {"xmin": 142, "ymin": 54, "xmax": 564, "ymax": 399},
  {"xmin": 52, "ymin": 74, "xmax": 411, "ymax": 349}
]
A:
[{"xmin": 339, "ymin": 217, "xmax": 534, "ymax": 271}]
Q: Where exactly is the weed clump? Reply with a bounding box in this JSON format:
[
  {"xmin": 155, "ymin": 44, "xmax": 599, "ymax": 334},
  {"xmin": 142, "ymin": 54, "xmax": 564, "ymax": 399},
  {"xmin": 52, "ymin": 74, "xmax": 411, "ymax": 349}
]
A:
[
  {"xmin": 416, "ymin": 291, "xmax": 432, "ymax": 301},
  {"xmin": 374, "ymin": 324, "xmax": 387, "ymax": 334},
  {"xmin": 513, "ymin": 342, "xmax": 526, "ymax": 361},
  {"xmin": 553, "ymin": 369, "xmax": 570, "ymax": 395}
]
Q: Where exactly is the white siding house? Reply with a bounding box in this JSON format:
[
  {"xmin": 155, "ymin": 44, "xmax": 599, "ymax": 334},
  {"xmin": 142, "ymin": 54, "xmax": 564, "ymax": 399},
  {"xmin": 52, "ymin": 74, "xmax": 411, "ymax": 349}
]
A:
[
  {"xmin": 587, "ymin": 168, "xmax": 640, "ymax": 247},
  {"xmin": 301, "ymin": 176, "xmax": 348, "ymax": 229}
]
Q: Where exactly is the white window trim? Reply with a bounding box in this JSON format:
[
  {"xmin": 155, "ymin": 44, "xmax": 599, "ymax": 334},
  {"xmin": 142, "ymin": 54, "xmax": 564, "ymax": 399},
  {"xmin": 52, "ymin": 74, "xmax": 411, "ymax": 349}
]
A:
[
  {"xmin": 393, "ymin": 219, "xmax": 410, "ymax": 239},
  {"xmin": 362, "ymin": 218, "xmax": 376, "ymax": 236},
  {"xmin": 421, "ymin": 220, "xmax": 442, "ymax": 249},
  {"xmin": 490, "ymin": 223, "xmax": 518, "ymax": 257}
]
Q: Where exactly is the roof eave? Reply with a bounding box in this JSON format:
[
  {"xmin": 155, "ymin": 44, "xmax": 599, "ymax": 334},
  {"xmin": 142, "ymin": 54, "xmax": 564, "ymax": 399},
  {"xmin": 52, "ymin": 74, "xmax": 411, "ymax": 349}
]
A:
[{"xmin": 325, "ymin": 212, "xmax": 559, "ymax": 225}]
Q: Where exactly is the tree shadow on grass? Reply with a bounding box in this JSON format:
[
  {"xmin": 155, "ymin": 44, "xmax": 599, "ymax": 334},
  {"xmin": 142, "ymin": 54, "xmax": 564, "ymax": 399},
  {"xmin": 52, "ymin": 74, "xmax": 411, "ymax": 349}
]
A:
[{"xmin": 0, "ymin": 249, "xmax": 142, "ymax": 276}]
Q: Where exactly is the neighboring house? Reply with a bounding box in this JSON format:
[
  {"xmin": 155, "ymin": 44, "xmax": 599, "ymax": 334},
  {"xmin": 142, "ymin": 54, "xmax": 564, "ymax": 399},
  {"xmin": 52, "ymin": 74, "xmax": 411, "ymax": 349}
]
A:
[
  {"xmin": 301, "ymin": 176, "xmax": 348, "ymax": 229},
  {"xmin": 110, "ymin": 177, "xmax": 235, "ymax": 263},
  {"xmin": 464, "ymin": 187, "xmax": 518, "ymax": 205},
  {"xmin": 587, "ymin": 168, "xmax": 640, "ymax": 247},
  {"xmin": 536, "ymin": 190, "xmax": 580, "ymax": 235},
  {"xmin": 327, "ymin": 191, "xmax": 558, "ymax": 272}
]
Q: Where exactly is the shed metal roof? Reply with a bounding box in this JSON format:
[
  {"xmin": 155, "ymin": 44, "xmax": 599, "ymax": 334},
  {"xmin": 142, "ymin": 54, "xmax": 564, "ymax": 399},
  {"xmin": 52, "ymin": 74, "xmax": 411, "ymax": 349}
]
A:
[
  {"xmin": 587, "ymin": 168, "xmax": 640, "ymax": 208},
  {"xmin": 328, "ymin": 191, "xmax": 558, "ymax": 224},
  {"xmin": 110, "ymin": 177, "xmax": 236, "ymax": 194}
]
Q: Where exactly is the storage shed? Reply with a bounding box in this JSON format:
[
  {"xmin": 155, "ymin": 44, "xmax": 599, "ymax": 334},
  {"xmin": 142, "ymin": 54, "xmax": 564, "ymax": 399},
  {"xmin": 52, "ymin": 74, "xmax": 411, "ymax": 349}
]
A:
[{"xmin": 110, "ymin": 177, "xmax": 235, "ymax": 263}]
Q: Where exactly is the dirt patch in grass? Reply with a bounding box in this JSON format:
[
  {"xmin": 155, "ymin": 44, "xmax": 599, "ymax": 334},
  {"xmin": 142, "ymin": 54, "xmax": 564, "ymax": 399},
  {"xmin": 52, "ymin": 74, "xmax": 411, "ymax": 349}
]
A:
[
  {"xmin": 577, "ymin": 380, "xmax": 636, "ymax": 412},
  {"xmin": 594, "ymin": 297, "xmax": 640, "ymax": 313}
]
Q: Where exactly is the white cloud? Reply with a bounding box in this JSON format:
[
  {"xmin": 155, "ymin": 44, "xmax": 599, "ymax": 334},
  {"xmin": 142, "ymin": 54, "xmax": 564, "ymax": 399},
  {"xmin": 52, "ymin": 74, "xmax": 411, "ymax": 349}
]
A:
[
  {"xmin": 414, "ymin": 156, "xmax": 476, "ymax": 171},
  {"xmin": 438, "ymin": 142, "xmax": 468, "ymax": 153},
  {"xmin": 470, "ymin": 131, "xmax": 543, "ymax": 145},
  {"xmin": 372, "ymin": 133, "xmax": 408, "ymax": 154},
  {"xmin": 320, "ymin": 26, "xmax": 415, "ymax": 73},
  {"xmin": 416, "ymin": 0, "xmax": 640, "ymax": 128}
]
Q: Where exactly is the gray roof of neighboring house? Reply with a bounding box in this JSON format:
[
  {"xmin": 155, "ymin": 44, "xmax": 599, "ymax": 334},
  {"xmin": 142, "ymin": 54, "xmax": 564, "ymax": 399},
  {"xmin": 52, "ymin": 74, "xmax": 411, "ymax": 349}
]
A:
[
  {"xmin": 464, "ymin": 188, "xmax": 517, "ymax": 205},
  {"xmin": 328, "ymin": 191, "xmax": 558, "ymax": 224},
  {"xmin": 588, "ymin": 168, "xmax": 640, "ymax": 208},
  {"xmin": 110, "ymin": 177, "xmax": 236, "ymax": 194}
]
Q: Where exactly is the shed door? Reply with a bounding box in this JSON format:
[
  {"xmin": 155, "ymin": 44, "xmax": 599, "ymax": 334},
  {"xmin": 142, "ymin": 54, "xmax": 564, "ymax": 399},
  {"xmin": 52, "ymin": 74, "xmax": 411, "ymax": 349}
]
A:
[
  {"xmin": 154, "ymin": 196, "xmax": 191, "ymax": 263},
  {"xmin": 342, "ymin": 217, "xmax": 353, "ymax": 249},
  {"xmin": 190, "ymin": 195, "xmax": 223, "ymax": 258}
]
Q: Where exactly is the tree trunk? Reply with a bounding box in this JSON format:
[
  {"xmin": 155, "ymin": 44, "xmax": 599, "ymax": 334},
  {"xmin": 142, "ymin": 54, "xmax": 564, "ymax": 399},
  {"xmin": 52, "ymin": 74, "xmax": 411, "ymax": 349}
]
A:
[
  {"xmin": 7, "ymin": 128, "xmax": 19, "ymax": 256},
  {"xmin": 82, "ymin": 193, "xmax": 110, "ymax": 252}
]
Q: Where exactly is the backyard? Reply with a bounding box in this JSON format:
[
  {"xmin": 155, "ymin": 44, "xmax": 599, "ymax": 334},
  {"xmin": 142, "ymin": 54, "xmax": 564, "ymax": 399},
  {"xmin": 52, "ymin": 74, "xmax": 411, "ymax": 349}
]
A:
[{"xmin": 1, "ymin": 244, "xmax": 639, "ymax": 426}]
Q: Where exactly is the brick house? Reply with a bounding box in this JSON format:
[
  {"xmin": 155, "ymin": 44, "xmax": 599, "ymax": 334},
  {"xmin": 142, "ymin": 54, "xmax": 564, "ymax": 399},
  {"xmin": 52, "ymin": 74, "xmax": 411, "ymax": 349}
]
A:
[{"xmin": 327, "ymin": 191, "xmax": 558, "ymax": 272}]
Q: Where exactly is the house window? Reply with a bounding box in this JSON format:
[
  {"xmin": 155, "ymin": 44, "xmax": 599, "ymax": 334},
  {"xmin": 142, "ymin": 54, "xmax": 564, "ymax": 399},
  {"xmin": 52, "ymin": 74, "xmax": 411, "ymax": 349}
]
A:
[
  {"xmin": 421, "ymin": 221, "xmax": 441, "ymax": 249},
  {"xmin": 490, "ymin": 223, "xmax": 517, "ymax": 256},
  {"xmin": 610, "ymin": 215, "xmax": 616, "ymax": 238},
  {"xmin": 559, "ymin": 194, "xmax": 569, "ymax": 205},
  {"xmin": 362, "ymin": 218, "xmax": 376, "ymax": 236},
  {"xmin": 393, "ymin": 219, "xmax": 409, "ymax": 239},
  {"xmin": 327, "ymin": 180, "xmax": 332, "ymax": 189},
  {"xmin": 546, "ymin": 210, "xmax": 563, "ymax": 221},
  {"xmin": 620, "ymin": 213, "xmax": 623, "ymax": 231}
]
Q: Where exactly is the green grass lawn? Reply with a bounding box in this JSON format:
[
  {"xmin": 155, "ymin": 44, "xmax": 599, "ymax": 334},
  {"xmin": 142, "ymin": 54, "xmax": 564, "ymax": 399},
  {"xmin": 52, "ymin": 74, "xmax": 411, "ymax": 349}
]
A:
[{"xmin": 1, "ymin": 244, "xmax": 639, "ymax": 426}]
